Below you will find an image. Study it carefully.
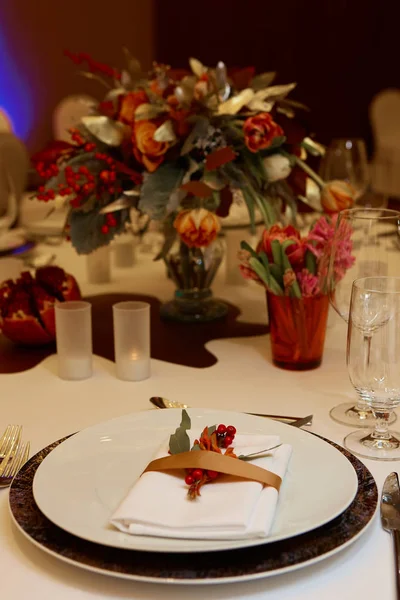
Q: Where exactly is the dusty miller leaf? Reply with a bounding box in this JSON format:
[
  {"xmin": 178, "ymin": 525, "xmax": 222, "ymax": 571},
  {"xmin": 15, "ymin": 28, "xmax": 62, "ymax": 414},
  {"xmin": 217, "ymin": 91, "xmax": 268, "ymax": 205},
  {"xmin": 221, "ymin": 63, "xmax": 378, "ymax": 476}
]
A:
[{"xmin": 139, "ymin": 161, "xmax": 186, "ymax": 220}]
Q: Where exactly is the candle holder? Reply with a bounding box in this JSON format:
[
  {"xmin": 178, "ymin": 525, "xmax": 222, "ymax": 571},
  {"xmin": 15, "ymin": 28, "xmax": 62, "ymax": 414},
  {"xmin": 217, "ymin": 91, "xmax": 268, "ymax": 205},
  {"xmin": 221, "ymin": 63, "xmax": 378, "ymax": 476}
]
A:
[
  {"xmin": 113, "ymin": 301, "xmax": 150, "ymax": 381},
  {"xmin": 86, "ymin": 246, "xmax": 111, "ymax": 284},
  {"xmin": 55, "ymin": 301, "xmax": 92, "ymax": 380}
]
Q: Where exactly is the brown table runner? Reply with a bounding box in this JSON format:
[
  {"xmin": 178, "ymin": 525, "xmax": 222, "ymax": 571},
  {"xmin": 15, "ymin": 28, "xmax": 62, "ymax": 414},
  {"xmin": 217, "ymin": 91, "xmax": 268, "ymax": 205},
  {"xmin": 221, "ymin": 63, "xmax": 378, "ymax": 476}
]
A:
[{"xmin": 0, "ymin": 293, "xmax": 268, "ymax": 373}]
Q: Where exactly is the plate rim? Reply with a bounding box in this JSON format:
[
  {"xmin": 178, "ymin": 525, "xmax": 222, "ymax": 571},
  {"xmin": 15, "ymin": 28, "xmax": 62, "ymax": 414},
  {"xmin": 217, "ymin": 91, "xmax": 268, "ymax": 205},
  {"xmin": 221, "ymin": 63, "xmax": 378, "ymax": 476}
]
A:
[
  {"xmin": 9, "ymin": 433, "xmax": 378, "ymax": 585},
  {"xmin": 31, "ymin": 408, "xmax": 359, "ymax": 554}
]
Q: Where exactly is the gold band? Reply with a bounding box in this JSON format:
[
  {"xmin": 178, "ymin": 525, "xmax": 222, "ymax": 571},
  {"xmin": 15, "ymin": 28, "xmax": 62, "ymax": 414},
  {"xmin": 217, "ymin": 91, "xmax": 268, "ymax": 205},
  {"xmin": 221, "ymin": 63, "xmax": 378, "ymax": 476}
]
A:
[{"xmin": 144, "ymin": 450, "xmax": 282, "ymax": 491}]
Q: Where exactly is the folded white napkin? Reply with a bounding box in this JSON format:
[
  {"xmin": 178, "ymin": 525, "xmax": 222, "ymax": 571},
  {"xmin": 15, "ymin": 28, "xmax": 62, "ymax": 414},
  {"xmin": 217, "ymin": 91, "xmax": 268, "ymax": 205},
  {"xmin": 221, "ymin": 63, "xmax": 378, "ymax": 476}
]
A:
[{"xmin": 110, "ymin": 433, "xmax": 292, "ymax": 541}]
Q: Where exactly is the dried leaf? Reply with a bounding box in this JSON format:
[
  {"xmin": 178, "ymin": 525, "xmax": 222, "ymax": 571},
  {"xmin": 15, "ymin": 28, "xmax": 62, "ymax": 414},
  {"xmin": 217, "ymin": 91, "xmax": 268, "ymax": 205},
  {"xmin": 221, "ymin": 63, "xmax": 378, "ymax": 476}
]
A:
[
  {"xmin": 153, "ymin": 120, "xmax": 177, "ymax": 143},
  {"xmin": 135, "ymin": 103, "xmax": 167, "ymax": 121},
  {"xmin": 205, "ymin": 146, "xmax": 236, "ymax": 171},
  {"xmin": 215, "ymin": 61, "xmax": 230, "ymax": 101},
  {"xmin": 189, "ymin": 57, "xmax": 206, "ymax": 77},
  {"xmin": 250, "ymin": 72, "xmax": 276, "ymax": 90},
  {"xmin": 99, "ymin": 195, "xmax": 137, "ymax": 214},
  {"xmin": 81, "ymin": 116, "xmax": 125, "ymax": 146},
  {"xmin": 260, "ymin": 83, "xmax": 296, "ymax": 101},
  {"xmin": 120, "ymin": 70, "xmax": 132, "ymax": 88},
  {"xmin": 180, "ymin": 181, "xmax": 213, "ymax": 198},
  {"xmin": 78, "ymin": 70, "xmax": 112, "ymax": 89},
  {"xmin": 122, "ymin": 47, "xmax": 142, "ymax": 80},
  {"xmin": 218, "ymin": 88, "xmax": 254, "ymax": 115}
]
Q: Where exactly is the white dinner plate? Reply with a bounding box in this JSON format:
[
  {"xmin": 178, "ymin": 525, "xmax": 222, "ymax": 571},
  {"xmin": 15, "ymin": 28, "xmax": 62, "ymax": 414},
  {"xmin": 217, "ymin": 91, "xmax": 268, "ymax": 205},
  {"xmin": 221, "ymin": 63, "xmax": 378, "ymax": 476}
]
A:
[{"xmin": 32, "ymin": 408, "xmax": 358, "ymax": 554}]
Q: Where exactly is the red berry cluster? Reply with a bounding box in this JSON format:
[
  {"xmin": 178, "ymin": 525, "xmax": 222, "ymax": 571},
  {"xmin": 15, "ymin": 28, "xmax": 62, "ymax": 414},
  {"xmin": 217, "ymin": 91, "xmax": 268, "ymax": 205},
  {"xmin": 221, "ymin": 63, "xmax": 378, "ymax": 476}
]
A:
[
  {"xmin": 184, "ymin": 468, "xmax": 218, "ymax": 487},
  {"xmin": 184, "ymin": 423, "xmax": 238, "ymax": 499},
  {"xmin": 36, "ymin": 162, "xmax": 59, "ymax": 183},
  {"xmin": 101, "ymin": 213, "xmax": 118, "ymax": 235},
  {"xmin": 68, "ymin": 128, "xmax": 96, "ymax": 152},
  {"xmin": 64, "ymin": 50, "xmax": 121, "ymax": 81},
  {"xmin": 216, "ymin": 424, "xmax": 237, "ymax": 448}
]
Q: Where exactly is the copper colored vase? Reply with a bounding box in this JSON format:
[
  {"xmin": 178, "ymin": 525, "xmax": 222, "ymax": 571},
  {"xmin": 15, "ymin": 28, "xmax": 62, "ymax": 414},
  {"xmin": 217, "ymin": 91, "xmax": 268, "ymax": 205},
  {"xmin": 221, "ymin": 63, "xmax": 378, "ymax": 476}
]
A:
[{"xmin": 266, "ymin": 292, "xmax": 330, "ymax": 371}]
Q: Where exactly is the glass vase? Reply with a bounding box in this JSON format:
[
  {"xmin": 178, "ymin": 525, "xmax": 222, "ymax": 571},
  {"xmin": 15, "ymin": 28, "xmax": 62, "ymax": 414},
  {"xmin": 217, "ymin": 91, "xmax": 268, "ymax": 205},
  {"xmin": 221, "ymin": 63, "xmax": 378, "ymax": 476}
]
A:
[
  {"xmin": 267, "ymin": 292, "xmax": 330, "ymax": 370},
  {"xmin": 160, "ymin": 239, "xmax": 228, "ymax": 322}
]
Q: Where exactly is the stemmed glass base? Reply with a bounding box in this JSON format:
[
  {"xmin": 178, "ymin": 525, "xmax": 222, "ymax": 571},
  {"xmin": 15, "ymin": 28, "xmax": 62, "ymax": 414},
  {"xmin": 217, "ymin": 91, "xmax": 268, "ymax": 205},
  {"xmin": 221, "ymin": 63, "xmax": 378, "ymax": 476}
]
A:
[
  {"xmin": 330, "ymin": 401, "xmax": 397, "ymax": 427},
  {"xmin": 344, "ymin": 428, "xmax": 400, "ymax": 460}
]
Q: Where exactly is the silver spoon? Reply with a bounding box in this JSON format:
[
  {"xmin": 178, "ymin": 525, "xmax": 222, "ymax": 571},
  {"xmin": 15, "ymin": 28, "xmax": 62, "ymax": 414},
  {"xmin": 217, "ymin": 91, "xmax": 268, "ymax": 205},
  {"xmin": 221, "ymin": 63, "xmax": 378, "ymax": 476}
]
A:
[{"xmin": 149, "ymin": 397, "xmax": 313, "ymax": 426}]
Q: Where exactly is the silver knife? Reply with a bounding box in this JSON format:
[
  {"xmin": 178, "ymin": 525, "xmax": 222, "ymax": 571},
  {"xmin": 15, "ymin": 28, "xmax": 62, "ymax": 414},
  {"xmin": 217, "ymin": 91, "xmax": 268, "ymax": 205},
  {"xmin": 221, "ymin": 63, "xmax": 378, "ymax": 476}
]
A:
[{"xmin": 381, "ymin": 472, "xmax": 400, "ymax": 598}]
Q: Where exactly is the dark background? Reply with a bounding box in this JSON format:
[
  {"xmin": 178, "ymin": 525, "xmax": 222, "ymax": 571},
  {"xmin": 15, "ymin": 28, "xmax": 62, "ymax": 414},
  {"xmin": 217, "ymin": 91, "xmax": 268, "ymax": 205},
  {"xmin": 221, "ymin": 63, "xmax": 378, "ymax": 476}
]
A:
[
  {"xmin": 1, "ymin": 0, "xmax": 400, "ymax": 153},
  {"xmin": 155, "ymin": 0, "xmax": 400, "ymax": 150}
]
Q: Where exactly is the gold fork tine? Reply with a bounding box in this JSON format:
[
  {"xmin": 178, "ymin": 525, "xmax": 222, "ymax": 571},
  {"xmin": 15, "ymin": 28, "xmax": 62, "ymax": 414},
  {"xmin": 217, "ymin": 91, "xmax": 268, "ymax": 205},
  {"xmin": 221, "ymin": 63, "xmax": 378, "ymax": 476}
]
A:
[
  {"xmin": 0, "ymin": 425, "xmax": 12, "ymax": 456},
  {"xmin": 3, "ymin": 441, "xmax": 29, "ymax": 479},
  {"xmin": 0, "ymin": 426, "xmax": 22, "ymax": 476}
]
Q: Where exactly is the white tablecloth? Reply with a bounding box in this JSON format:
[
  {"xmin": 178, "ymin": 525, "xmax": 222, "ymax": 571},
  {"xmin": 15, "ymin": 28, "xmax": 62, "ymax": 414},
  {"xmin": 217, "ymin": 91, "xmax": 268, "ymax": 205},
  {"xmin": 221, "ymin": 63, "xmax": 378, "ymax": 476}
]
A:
[{"xmin": 0, "ymin": 241, "xmax": 396, "ymax": 599}]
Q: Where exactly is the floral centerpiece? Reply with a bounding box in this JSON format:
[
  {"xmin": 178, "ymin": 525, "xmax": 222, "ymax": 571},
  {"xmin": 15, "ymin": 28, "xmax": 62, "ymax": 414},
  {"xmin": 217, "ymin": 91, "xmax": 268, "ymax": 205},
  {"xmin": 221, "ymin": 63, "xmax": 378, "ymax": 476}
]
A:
[
  {"xmin": 239, "ymin": 216, "xmax": 354, "ymax": 369},
  {"xmin": 33, "ymin": 50, "xmax": 356, "ymax": 321}
]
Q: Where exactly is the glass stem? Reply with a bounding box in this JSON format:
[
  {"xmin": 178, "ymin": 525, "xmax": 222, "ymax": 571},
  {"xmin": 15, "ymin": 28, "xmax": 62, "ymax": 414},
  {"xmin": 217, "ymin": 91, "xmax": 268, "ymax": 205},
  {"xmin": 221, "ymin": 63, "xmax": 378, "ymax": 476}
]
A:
[
  {"xmin": 354, "ymin": 334, "xmax": 373, "ymax": 412},
  {"xmin": 371, "ymin": 409, "xmax": 392, "ymax": 440}
]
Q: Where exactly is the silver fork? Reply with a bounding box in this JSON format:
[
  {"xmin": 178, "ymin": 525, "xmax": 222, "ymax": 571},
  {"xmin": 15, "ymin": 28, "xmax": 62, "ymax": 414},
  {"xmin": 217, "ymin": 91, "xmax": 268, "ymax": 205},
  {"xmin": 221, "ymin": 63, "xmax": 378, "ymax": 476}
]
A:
[
  {"xmin": 0, "ymin": 425, "xmax": 22, "ymax": 460},
  {"xmin": 0, "ymin": 440, "xmax": 30, "ymax": 487}
]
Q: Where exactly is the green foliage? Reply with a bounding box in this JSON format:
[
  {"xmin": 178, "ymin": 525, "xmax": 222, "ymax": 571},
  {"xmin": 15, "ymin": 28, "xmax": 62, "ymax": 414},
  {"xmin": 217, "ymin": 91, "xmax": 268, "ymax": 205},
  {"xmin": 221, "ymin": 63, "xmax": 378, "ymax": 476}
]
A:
[
  {"xmin": 169, "ymin": 410, "xmax": 192, "ymax": 455},
  {"xmin": 139, "ymin": 161, "xmax": 187, "ymax": 220},
  {"xmin": 68, "ymin": 207, "xmax": 128, "ymax": 254}
]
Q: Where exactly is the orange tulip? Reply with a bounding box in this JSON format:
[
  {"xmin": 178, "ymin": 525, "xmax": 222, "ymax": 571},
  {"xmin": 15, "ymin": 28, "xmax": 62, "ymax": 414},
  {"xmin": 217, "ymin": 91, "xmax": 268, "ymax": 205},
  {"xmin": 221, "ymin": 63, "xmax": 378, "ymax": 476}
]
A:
[
  {"xmin": 320, "ymin": 180, "xmax": 356, "ymax": 214},
  {"xmin": 174, "ymin": 208, "xmax": 220, "ymax": 248}
]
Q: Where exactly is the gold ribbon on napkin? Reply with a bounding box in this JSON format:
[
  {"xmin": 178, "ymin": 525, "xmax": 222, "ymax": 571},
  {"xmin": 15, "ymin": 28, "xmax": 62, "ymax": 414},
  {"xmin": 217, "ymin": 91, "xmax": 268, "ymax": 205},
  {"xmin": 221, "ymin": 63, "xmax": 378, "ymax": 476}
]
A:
[{"xmin": 144, "ymin": 450, "xmax": 282, "ymax": 491}]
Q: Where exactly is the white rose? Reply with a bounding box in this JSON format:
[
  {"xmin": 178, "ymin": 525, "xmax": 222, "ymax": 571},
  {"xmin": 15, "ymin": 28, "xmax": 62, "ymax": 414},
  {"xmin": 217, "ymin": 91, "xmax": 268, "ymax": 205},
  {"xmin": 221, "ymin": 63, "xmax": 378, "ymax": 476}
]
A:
[{"xmin": 263, "ymin": 154, "xmax": 291, "ymax": 182}]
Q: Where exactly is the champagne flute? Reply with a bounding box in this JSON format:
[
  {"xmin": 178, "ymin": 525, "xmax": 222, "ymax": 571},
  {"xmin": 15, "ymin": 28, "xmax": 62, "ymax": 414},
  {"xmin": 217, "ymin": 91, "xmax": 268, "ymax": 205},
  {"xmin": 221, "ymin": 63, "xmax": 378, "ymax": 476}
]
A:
[
  {"xmin": 345, "ymin": 276, "xmax": 400, "ymax": 460},
  {"xmin": 327, "ymin": 208, "xmax": 400, "ymax": 426},
  {"xmin": 319, "ymin": 138, "xmax": 369, "ymax": 200}
]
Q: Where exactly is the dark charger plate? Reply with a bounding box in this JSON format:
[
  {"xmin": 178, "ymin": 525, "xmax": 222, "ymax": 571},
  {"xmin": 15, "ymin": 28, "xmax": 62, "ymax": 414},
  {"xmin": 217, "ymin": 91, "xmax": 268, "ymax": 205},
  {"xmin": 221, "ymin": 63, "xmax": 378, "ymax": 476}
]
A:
[{"xmin": 9, "ymin": 435, "xmax": 378, "ymax": 585}]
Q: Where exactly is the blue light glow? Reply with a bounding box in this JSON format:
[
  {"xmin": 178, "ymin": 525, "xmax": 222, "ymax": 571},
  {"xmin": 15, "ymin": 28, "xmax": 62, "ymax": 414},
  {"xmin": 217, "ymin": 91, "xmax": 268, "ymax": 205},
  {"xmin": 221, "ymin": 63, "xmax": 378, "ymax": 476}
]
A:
[{"xmin": 0, "ymin": 29, "xmax": 33, "ymax": 139}]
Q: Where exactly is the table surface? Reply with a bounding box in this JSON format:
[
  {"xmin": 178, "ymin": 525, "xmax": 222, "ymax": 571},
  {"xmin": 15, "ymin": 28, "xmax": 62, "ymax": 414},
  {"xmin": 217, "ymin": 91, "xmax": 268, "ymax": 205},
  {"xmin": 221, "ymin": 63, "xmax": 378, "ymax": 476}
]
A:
[{"xmin": 1, "ymin": 240, "xmax": 397, "ymax": 599}]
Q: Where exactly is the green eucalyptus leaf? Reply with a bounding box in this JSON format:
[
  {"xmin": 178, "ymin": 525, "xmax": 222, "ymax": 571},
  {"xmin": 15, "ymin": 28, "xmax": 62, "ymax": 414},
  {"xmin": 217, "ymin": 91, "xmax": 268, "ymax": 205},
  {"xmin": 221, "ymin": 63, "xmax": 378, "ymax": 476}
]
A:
[
  {"xmin": 168, "ymin": 409, "xmax": 192, "ymax": 455},
  {"xmin": 180, "ymin": 409, "xmax": 191, "ymax": 430},
  {"xmin": 207, "ymin": 424, "xmax": 217, "ymax": 436},
  {"xmin": 169, "ymin": 429, "xmax": 190, "ymax": 455}
]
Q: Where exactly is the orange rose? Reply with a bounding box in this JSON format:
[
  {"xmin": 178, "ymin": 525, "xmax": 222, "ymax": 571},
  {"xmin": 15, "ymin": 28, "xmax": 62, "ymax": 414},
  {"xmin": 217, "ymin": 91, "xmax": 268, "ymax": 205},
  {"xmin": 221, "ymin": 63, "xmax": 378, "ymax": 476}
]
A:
[
  {"xmin": 174, "ymin": 208, "xmax": 220, "ymax": 248},
  {"xmin": 243, "ymin": 113, "xmax": 283, "ymax": 153},
  {"xmin": 320, "ymin": 180, "xmax": 356, "ymax": 214},
  {"xmin": 118, "ymin": 90, "xmax": 148, "ymax": 126},
  {"xmin": 132, "ymin": 120, "xmax": 170, "ymax": 172}
]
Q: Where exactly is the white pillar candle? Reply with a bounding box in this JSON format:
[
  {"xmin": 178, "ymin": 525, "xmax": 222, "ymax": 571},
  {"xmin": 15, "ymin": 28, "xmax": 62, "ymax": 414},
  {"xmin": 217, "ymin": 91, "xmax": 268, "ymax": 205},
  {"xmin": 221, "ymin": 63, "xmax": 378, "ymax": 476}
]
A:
[
  {"xmin": 114, "ymin": 233, "xmax": 136, "ymax": 268},
  {"xmin": 86, "ymin": 245, "xmax": 111, "ymax": 284},
  {"xmin": 113, "ymin": 301, "xmax": 151, "ymax": 382},
  {"xmin": 55, "ymin": 301, "xmax": 92, "ymax": 381}
]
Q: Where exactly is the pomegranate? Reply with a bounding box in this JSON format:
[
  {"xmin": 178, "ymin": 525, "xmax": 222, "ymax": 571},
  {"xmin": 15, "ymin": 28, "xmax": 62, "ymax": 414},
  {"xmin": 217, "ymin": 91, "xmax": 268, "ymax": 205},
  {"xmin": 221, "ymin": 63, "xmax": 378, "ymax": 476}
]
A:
[{"xmin": 0, "ymin": 266, "xmax": 81, "ymax": 345}]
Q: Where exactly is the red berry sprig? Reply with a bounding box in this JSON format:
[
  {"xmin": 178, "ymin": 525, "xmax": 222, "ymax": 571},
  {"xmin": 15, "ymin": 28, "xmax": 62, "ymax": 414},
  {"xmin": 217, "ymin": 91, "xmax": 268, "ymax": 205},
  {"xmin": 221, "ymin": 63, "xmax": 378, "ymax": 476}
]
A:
[
  {"xmin": 216, "ymin": 423, "xmax": 237, "ymax": 448},
  {"xmin": 185, "ymin": 423, "xmax": 237, "ymax": 499}
]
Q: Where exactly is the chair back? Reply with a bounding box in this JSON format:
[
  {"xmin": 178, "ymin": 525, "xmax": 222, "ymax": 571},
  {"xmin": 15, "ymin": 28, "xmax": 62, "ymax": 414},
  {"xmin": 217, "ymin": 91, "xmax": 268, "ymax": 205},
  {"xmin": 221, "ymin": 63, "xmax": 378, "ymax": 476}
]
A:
[
  {"xmin": 53, "ymin": 95, "xmax": 97, "ymax": 141},
  {"xmin": 370, "ymin": 89, "xmax": 400, "ymax": 197},
  {"xmin": 0, "ymin": 133, "xmax": 29, "ymax": 232}
]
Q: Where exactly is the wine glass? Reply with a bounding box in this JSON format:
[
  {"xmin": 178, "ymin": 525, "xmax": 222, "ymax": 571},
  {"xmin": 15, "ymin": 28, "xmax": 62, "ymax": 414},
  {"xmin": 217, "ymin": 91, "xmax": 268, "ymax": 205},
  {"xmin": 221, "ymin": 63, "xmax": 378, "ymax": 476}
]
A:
[
  {"xmin": 327, "ymin": 207, "xmax": 400, "ymax": 426},
  {"xmin": 319, "ymin": 138, "xmax": 369, "ymax": 200},
  {"xmin": 345, "ymin": 276, "xmax": 400, "ymax": 460}
]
